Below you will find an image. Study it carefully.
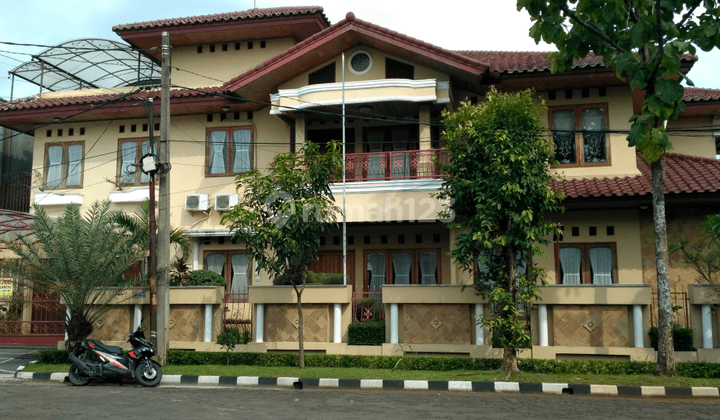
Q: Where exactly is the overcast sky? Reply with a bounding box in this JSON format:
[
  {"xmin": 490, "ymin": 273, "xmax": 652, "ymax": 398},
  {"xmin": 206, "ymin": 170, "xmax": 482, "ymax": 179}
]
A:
[{"xmin": 1, "ymin": 0, "xmax": 719, "ymax": 100}]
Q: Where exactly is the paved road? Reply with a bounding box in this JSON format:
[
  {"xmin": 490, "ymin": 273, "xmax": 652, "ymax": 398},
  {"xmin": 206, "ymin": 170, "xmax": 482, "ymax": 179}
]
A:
[
  {"xmin": 1, "ymin": 379, "xmax": 719, "ymax": 420},
  {"xmin": 0, "ymin": 346, "xmax": 42, "ymax": 376}
]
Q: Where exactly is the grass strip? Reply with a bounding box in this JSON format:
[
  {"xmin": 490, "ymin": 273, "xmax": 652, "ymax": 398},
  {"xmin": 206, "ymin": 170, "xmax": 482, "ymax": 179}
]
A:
[{"xmin": 22, "ymin": 363, "xmax": 720, "ymax": 387}]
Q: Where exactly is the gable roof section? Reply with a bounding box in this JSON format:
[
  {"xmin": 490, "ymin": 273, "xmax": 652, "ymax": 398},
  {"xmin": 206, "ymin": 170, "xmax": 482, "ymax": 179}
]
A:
[
  {"xmin": 683, "ymin": 87, "xmax": 720, "ymax": 102},
  {"xmin": 112, "ymin": 6, "xmax": 330, "ymax": 32},
  {"xmin": 222, "ymin": 12, "xmax": 488, "ymax": 101},
  {"xmin": 454, "ymin": 50, "xmax": 697, "ymax": 74},
  {"xmin": 553, "ymin": 151, "xmax": 720, "ymax": 199}
]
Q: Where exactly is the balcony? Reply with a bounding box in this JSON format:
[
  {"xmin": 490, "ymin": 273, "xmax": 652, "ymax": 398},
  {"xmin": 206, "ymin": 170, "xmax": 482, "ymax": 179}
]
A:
[{"xmin": 341, "ymin": 149, "xmax": 448, "ymax": 182}]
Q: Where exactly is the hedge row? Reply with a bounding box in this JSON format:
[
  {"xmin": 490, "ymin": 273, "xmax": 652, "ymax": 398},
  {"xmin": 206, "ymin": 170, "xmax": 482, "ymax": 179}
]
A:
[
  {"xmin": 37, "ymin": 347, "xmax": 720, "ymax": 379},
  {"xmin": 348, "ymin": 321, "xmax": 385, "ymax": 345}
]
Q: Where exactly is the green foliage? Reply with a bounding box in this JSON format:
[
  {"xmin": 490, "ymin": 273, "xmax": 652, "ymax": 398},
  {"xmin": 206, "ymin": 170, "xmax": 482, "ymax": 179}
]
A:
[
  {"xmin": 437, "ymin": 89, "xmax": 564, "ymax": 362},
  {"xmin": 169, "ymin": 270, "xmax": 227, "ymax": 287},
  {"xmin": 348, "ymin": 321, "xmax": 386, "ymax": 345},
  {"xmin": 671, "ymin": 212, "xmax": 720, "ymax": 284},
  {"xmin": 518, "ymin": 0, "xmax": 720, "ymax": 162},
  {"xmin": 217, "ymin": 328, "xmax": 242, "ymax": 365},
  {"xmin": 306, "ymin": 271, "xmax": 344, "ymax": 285},
  {"xmin": 38, "ymin": 348, "xmax": 69, "ymax": 364},
  {"xmin": 3, "ymin": 201, "xmax": 145, "ymax": 352},
  {"xmin": 648, "ymin": 325, "xmax": 696, "ymax": 351}
]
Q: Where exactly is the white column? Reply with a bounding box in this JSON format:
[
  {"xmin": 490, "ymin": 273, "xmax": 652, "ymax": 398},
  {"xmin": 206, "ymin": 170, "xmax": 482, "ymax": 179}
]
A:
[
  {"xmin": 133, "ymin": 304, "xmax": 142, "ymax": 331},
  {"xmin": 390, "ymin": 304, "xmax": 399, "ymax": 344},
  {"xmin": 193, "ymin": 240, "xmax": 200, "ymax": 270},
  {"xmin": 255, "ymin": 304, "xmax": 264, "ymax": 343},
  {"xmin": 65, "ymin": 307, "xmax": 71, "ymax": 341},
  {"xmin": 475, "ymin": 304, "xmax": 484, "ymax": 345},
  {"xmin": 333, "ymin": 304, "xmax": 342, "ymax": 344},
  {"xmin": 702, "ymin": 304, "xmax": 713, "ymax": 349},
  {"xmin": 204, "ymin": 304, "xmax": 213, "ymax": 342},
  {"xmin": 633, "ymin": 305, "xmax": 644, "ymax": 348},
  {"xmin": 538, "ymin": 304, "xmax": 548, "ymax": 347}
]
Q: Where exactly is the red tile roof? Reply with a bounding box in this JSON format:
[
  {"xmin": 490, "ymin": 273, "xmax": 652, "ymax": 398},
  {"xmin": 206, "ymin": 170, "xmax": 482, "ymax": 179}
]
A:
[
  {"xmin": 683, "ymin": 87, "xmax": 720, "ymax": 102},
  {"xmin": 223, "ymin": 12, "xmax": 487, "ymax": 92},
  {"xmin": 112, "ymin": 6, "xmax": 329, "ymax": 32},
  {"xmin": 553, "ymin": 151, "xmax": 720, "ymax": 199},
  {"xmin": 0, "ymin": 86, "xmax": 224, "ymax": 112},
  {"xmin": 454, "ymin": 51, "xmax": 697, "ymax": 74}
]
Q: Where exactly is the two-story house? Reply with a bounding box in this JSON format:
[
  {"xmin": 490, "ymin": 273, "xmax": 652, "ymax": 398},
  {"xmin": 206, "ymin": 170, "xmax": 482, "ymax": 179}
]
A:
[{"xmin": 1, "ymin": 6, "xmax": 720, "ymax": 360}]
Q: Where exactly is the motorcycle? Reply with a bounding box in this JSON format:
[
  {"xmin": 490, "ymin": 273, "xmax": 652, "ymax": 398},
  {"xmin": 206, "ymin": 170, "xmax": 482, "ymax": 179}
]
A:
[{"xmin": 67, "ymin": 325, "xmax": 162, "ymax": 387}]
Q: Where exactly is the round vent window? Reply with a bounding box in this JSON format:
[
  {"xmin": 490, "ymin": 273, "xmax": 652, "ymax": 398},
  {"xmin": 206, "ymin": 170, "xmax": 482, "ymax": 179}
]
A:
[{"xmin": 349, "ymin": 51, "xmax": 372, "ymax": 75}]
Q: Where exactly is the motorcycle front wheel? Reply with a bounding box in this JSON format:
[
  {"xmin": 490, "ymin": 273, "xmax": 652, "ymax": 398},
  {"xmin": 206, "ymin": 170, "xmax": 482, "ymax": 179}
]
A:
[
  {"xmin": 68, "ymin": 365, "xmax": 91, "ymax": 386},
  {"xmin": 134, "ymin": 360, "xmax": 162, "ymax": 387}
]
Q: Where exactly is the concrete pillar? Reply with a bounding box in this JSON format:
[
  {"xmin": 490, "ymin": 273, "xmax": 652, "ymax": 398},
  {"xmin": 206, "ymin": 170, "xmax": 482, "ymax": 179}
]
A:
[
  {"xmin": 633, "ymin": 305, "xmax": 644, "ymax": 348},
  {"xmin": 702, "ymin": 304, "xmax": 713, "ymax": 349},
  {"xmin": 418, "ymin": 104, "xmax": 433, "ymax": 176},
  {"xmin": 255, "ymin": 304, "xmax": 264, "ymax": 343},
  {"xmin": 133, "ymin": 304, "xmax": 142, "ymax": 331},
  {"xmin": 475, "ymin": 304, "xmax": 484, "ymax": 345},
  {"xmin": 390, "ymin": 303, "xmax": 399, "ymax": 344},
  {"xmin": 295, "ymin": 113, "xmax": 305, "ymax": 151},
  {"xmin": 204, "ymin": 304, "xmax": 213, "ymax": 342},
  {"xmin": 538, "ymin": 304, "xmax": 548, "ymax": 347},
  {"xmin": 333, "ymin": 304, "xmax": 342, "ymax": 343},
  {"xmin": 193, "ymin": 240, "xmax": 200, "ymax": 271}
]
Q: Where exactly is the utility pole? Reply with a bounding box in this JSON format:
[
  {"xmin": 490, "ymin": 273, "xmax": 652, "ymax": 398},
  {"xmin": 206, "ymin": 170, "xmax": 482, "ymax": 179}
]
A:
[
  {"xmin": 156, "ymin": 31, "xmax": 171, "ymax": 365},
  {"xmin": 142, "ymin": 99, "xmax": 158, "ymax": 350}
]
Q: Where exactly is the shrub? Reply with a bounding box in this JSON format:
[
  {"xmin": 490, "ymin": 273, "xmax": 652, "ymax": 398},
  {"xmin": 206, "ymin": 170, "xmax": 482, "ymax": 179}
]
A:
[
  {"xmin": 306, "ymin": 271, "xmax": 344, "ymax": 285},
  {"xmin": 648, "ymin": 324, "xmax": 696, "ymax": 352},
  {"xmin": 217, "ymin": 328, "xmax": 242, "ymax": 365},
  {"xmin": 170, "ymin": 269, "xmax": 227, "ymax": 287},
  {"xmin": 348, "ymin": 321, "xmax": 385, "ymax": 345},
  {"xmin": 38, "ymin": 348, "xmax": 69, "ymax": 364}
]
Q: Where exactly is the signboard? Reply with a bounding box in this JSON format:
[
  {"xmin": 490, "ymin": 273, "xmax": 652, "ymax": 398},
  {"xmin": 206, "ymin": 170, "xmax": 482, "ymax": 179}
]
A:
[{"xmin": 0, "ymin": 278, "xmax": 13, "ymax": 300}]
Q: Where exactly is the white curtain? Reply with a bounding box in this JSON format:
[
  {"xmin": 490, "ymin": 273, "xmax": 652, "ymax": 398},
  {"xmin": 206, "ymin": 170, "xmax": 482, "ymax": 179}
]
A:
[
  {"xmin": 120, "ymin": 141, "xmax": 136, "ymax": 184},
  {"xmin": 230, "ymin": 253, "xmax": 249, "ymax": 294},
  {"xmin": 209, "ymin": 131, "xmax": 227, "ymax": 174},
  {"xmin": 391, "ymin": 127, "xmax": 410, "ymax": 178},
  {"xmin": 552, "ymin": 110, "xmax": 576, "ymax": 164},
  {"xmin": 419, "ymin": 252, "xmax": 438, "ymax": 284},
  {"xmin": 582, "ymin": 107, "xmax": 606, "ymax": 163},
  {"xmin": 207, "ymin": 253, "xmax": 225, "ymax": 276},
  {"xmin": 367, "ymin": 130, "xmax": 385, "ymax": 179},
  {"xmin": 66, "ymin": 144, "xmax": 82, "ymax": 186},
  {"xmin": 368, "ymin": 253, "xmax": 386, "ymax": 293},
  {"xmin": 559, "ymin": 247, "xmax": 581, "ymax": 285},
  {"xmin": 232, "ymin": 129, "xmax": 251, "ymax": 173},
  {"xmin": 140, "ymin": 140, "xmax": 150, "ymax": 183},
  {"xmin": 46, "ymin": 145, "xmax": 63, "ymax": 188},
  {"xmin": 589, "ymin": 247, "xmax": 613, "ymax": 285},
  {"xmin": 392, "ymin": 252, "xmax": 411, "ymax": 284}
]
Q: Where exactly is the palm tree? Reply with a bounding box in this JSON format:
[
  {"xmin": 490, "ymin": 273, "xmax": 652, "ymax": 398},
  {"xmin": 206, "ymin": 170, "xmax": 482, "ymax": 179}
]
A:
[{"xmin": 5, "ymin": 201, "xmax": 146, "ymax": 353}]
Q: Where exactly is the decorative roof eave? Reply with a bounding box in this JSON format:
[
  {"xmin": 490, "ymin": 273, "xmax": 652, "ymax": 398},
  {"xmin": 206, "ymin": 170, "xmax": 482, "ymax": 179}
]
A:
[{"xmin": 222, "ymin": 12, "xmax": 488, "ymax": 96}]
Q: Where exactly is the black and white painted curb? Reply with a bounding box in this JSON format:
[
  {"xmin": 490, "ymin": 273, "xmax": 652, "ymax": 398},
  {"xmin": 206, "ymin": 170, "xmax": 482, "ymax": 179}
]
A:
[{"xmin": 10, "ymin": 371, "xmax": 720, "ymax": 398}]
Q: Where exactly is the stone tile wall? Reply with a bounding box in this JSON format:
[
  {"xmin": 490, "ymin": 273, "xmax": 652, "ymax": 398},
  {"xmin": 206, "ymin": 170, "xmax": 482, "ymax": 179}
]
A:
[
  {"xmin": 402, "ymin": 304, "xmax": 471, "ymax": 345},
  {"xmin": 553, "ymin": 305, "xmax": 629, "ymax": 347},
  {"xmin": 265, "ymin": 304, "xmax": 329, "ymax": 342}
]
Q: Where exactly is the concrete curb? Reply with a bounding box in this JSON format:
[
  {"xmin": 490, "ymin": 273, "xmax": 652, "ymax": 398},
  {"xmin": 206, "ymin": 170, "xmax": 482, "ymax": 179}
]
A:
[{"xmin": 12, "ymin": 371, "xmax": 720, "ymax": 398}]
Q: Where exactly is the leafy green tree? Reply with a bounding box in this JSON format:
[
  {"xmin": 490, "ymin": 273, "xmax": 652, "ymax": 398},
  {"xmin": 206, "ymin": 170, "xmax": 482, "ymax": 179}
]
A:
[
  {"xmin": 221, "ymin": 141, "xmax": 342, "ymax": 369},
  {"xmin": 671, "ymin": 212, "xmax": 720, "ymax": 285},
  {"xmin": 3, "ymin": 201, "xmax": 145, "ymax": 353},
  {"xmin": 438, "ymin": 89, "xmax": 564, "ymax": 380},
  {"xmin": 518, "ymin": 0, "xmax": 720, "ymax": 377}
]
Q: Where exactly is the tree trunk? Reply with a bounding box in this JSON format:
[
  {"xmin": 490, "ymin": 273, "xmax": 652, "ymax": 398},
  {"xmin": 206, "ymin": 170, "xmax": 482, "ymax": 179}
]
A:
[
  {"xmin": 64, "ymin": 309, "xmax": 93, "ymax": 354},
  {"xmin": 296, "ymin": 289, "xmax": 305, "ymax": 369},
  {"xmin": 651, "ymin": 157, "xmax": 676, "ymax": 376},
  {"xmin": 501, "ymin": 346, "xmax": 521, "ymax": 381}
]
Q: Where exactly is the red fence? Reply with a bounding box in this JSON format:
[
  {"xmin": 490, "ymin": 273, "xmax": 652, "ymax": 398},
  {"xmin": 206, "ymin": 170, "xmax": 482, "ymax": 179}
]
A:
[
  {"xmin": 650, "ymin": 290, "xmax": 689, "ymax": 328},
  {"xmin": 343, "ymin": 149, "xmax": 448, "ymax": 182},
  {"xmin": 352, "ymin": 292, "xmax": 384, "ymax": 323},
  {"xmin": 223, "ymin": 293, "xmax": 252, "ymax": 340},
  {"xmin": 0, "ymin": 274, "xmax": 65, "ymax": 345}
]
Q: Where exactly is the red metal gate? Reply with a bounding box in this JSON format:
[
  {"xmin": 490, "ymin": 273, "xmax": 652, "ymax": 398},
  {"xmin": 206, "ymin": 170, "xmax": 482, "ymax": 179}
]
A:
[{"xmin": 0, "ymin": 288, "xmax": 65, "ymax": 346}]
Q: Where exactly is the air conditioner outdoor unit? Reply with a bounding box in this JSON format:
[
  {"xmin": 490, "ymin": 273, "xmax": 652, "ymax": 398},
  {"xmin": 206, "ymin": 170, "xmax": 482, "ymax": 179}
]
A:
[
  {"xmin": 185, "ymin": 194, "xmax": 209, "ymax": 211},
  {"xmin": 215, "ymin": 193, "xmax": 239, "ymax": 211}
]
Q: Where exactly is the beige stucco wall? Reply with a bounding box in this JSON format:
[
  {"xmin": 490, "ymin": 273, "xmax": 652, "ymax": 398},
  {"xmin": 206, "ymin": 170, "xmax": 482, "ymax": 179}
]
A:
[
  {"xmin": 666, "ymin": 116, "xmax": 717, "ymax": 158},
  {"xmin": 171, "ymin": 38, "xmax": 297, "ymax": 87},
  {"xmin": 279, "ymin": 47, "xmax": 450, "ymax": 90}
]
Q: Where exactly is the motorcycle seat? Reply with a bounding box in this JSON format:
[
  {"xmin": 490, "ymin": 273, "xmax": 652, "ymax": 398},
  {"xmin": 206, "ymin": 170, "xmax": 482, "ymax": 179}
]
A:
[{"xmin": 87, "ymin": 340, "xmax": 123, "ymax": 355}]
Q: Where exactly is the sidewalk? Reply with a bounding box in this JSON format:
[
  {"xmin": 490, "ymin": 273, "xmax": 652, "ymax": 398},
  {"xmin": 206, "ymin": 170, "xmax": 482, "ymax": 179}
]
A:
[{"xmin": 11, "ymin": 369, "xmax": 720, "ymax": 398}]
